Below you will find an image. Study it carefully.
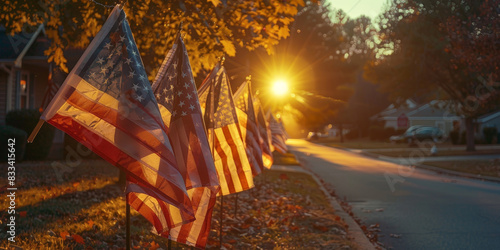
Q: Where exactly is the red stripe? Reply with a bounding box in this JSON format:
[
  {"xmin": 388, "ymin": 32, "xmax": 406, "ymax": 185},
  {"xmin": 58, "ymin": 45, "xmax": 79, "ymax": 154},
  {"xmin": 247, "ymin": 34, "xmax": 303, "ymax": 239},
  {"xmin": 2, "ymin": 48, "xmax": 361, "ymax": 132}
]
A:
[
  {"xmin": 65, "ymin": 87, "xmax": 177, "ymax": 167},
  {"xmin": 214, "ymin": 132, "xmax": 237, "ymax": 194},
  {"xmin": 185, "ymin": 115, "xmax": 213, "ymax": 187},
  {"xmin": 127, "ymin": 192, "xmax": 170, "ymax": 233},
  {"xmin": 220, "ymin": 125, "xmax": 251, "ymax": 191},
  {"xmin": 48, "ymin": 113, "xmax": 192, "ymax": 213},
  {"xmin": 194, "ymin": 191, "xmax": 217, "ymax": 248},
  {"xmin": 238, "ymin": 111, "xmax": 264, "ymax": 172},
  {"xmin": 173, "ymin": 189, "xmax": 203, "ymax": 243},
  {"xmin": 167, "ymin": 188, "xmax": 217, "ymax": 248},
  {"xmin": 170, "ymin": 115, "xmax": 213, "ymax": 189}
]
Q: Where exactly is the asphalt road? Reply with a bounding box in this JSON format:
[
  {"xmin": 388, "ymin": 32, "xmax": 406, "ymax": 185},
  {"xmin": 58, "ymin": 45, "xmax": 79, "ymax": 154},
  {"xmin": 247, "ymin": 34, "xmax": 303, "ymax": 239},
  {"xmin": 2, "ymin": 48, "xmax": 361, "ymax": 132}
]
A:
[{"xmin": 287, "ymin": 139, "xmax": 500, "ymax": 250}]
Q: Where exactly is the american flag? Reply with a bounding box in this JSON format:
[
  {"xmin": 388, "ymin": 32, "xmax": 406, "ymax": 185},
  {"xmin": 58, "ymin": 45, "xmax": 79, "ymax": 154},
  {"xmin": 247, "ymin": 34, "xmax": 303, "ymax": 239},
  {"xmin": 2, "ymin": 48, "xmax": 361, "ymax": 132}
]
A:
[
  {"xmin": 150, "ymin": 35, "xmax": 219, "ymax": 248},
  {"xmin": 39, "ymin": 64, "xmax": 59, "ymax": 112},
  {"xmin": 253, "ymin": 97, "xmax": 273, "ymax": 168},
  {"xmin": 233, "ymin": 80, "xmax": 264, "ymax": 176},
  {"xmin": 39, "ymin": 5, "xmax": 194, "ymax": 232},
  {"xmin": 268, "ymin": 112, "xmax": 288, "ymax": 154},
  {"xmin": 198, "ymin": 64, "xmax": 254, "ymax": 196}
]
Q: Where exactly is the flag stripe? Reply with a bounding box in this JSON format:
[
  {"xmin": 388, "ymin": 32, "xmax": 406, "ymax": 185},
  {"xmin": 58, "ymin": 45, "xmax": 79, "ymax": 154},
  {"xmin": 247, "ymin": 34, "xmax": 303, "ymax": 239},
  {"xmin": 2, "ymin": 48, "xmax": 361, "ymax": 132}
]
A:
[
  {"xmin": 64, "ymin": 85, "xmax": 176, "ymax": 166},
  {"xmin": 219, "ymin": 125, "xmax": 251, "ymax": 191},
  {"xmin": 169, "ymin": 187, "xmax": 216, "ymax": 248},
  {"xmin": 128, "ymin": 192, "xmax": 167, "ymax": 228},
  {"xmin": 170, "ymin": 115, "xmax": 213, "ymax": 189},
  {"xmin": 214, "ymin": 132, "xmax": 237, "ymax": 194},
  {"xmin": 127, "ymin": 185, "xmax": 190, "ymax": 233},
  {"xmin": 236, "ymin": 109, "xmax": 263, "ymax": 176},
  {"xmin": 48, "ymin": 113, "xmax": 192, "ymax": 210}
]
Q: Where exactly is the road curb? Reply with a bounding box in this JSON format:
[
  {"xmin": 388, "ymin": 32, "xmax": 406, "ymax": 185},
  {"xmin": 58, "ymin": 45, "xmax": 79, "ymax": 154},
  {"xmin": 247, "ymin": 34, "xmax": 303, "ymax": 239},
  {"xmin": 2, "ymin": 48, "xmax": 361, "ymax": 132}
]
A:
[{"xmin": 271, "ymin": 164, "xmax": 376, "ymax": 250}]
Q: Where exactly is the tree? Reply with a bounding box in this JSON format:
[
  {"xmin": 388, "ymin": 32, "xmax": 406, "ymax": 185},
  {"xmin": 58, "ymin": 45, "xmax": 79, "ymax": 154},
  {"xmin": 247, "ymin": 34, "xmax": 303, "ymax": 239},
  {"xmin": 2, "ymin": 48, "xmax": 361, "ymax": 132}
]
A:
[
  {"xmin": 240, "ymin": 1, "xmax": 374, "ymax": 133},
  {"xmin": 0, "ymin": 0, "xmax": 305, "ymax": 76},
  {"xmin": 365, "ymin": 0, "xmax": 500, "ymax": 151}
]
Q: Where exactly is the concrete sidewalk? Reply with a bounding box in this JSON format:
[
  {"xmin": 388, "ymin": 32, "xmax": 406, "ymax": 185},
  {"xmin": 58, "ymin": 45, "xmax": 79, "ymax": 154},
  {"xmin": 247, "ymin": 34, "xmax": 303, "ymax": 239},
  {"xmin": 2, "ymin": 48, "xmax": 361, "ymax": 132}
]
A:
[{"xmin": 271, "ymin": 164, "xmax": 376, "ymax": 250}]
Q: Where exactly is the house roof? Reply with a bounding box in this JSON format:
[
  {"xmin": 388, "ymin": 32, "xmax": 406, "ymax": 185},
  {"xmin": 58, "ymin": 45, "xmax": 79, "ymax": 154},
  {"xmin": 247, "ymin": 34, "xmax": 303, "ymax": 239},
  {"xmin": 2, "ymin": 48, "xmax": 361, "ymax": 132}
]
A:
[
  {"xmin": 0, "ymin": 25, "xmax": 49, "ymax": 65},
  {"xmin": 373, "ymin": 100, "xmax": 462, "ymax": 121},
  {"xmin": 373, "ymin": 99, "xmax": 419, "ymax": 119},
  {"xmin": 478, "ymin": 110, "xmax": 500, "ymax": 123}
]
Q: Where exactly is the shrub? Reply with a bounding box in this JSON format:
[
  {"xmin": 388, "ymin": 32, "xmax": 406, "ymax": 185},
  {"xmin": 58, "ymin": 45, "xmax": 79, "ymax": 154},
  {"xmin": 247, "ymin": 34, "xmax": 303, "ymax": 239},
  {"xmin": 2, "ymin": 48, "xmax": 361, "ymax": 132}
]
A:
[
  {"xmin": 483, "ymin": 127, "xmax": 498, "ymax": 144},
  {"xmin": 6, "ymin": 109, "xmax": 55, "ymax": 160},
  {"xmin": 384, "ymin": 127, "xmax": 397, "ymax": 139},
  {"xmin": 395, "ymin": 128, "xmax": 407, "ymax": 135},
  {"xmin": 459, "ymin": 131, "xmax": 467, "ymax": 144},
  {"xmin": 369, "ymin": 126, "xmax": 385, "ymax": 141},
  {"xmin": 449, "ymin": 130, "xmax": 460, "ymax": 145},
  {"xmin": 345, "ymin": 128, "xmax": 359, "ymax": 140},
  {"xmin": 0, "ymin": 125, "xmax": 27, "ymax": 161}
]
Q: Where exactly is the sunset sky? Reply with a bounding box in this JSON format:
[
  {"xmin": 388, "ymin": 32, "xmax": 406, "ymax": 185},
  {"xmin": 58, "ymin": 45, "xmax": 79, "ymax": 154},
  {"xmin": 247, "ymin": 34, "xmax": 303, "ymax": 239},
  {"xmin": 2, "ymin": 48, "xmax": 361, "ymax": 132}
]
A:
[{"xmin": 326, "ymin": 0, "xmax": 389, "ymax": 20}]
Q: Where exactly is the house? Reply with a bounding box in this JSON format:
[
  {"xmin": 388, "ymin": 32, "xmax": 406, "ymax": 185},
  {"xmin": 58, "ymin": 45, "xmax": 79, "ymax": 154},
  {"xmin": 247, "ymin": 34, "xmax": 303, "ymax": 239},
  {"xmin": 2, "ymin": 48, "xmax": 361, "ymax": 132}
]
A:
[
  {"xmin": 477, "ymin": 111, "xmax": 500, "ymax": 134},
  {"xmin": 0, "ymin": 25, "xmax": 68, "ymax": 158},
  {"xmin": 0, "ymin": 24, "xmax": 51, "ymax": 122},
  {"xmin": 373, "ymin": 100, "xmax": 500, "ymax": 141},
  {"xmin": 372, "ymin": 100, "xmax": 462, "ymax": 135}
]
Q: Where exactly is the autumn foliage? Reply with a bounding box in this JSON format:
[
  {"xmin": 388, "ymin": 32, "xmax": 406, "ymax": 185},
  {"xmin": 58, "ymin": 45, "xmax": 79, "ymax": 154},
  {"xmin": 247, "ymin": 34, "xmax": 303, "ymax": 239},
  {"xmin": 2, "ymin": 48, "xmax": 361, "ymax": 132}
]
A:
[{"xmin": 0, "ymin": 0, "xmax": 305, "ymax": 75}]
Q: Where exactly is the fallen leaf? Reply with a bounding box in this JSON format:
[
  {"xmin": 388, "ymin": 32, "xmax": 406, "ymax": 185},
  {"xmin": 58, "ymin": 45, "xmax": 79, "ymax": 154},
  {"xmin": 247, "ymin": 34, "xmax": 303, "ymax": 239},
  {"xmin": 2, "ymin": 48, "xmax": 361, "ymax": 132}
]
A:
[
  {"xmin": 149, "ymin": 241, "xmax": 159, "ymax": 250},
  {"xmin": 72, "ymin": 234, "xmax": 84, "ymax": 244},
  {"xmin": 60, "ymin": 231, "xmax": 70, "ymax": 239},
  {"xmin": 87, "ymin": 219, "xmax": 94, "ymax": 228},
  {"xmin": 313, "ymin": 224, "xmax": 329, "ymax": 232},
  {"xmin": 279, "ymin": 173, "xmax": 289, "ymax": 180},
  {"xmin": 19, "ymin": 211, "xmax": 27, "ymax": 217},
  {"xmin": 73, "ymin": 182, "xmax": 80, "ymax": 188}
]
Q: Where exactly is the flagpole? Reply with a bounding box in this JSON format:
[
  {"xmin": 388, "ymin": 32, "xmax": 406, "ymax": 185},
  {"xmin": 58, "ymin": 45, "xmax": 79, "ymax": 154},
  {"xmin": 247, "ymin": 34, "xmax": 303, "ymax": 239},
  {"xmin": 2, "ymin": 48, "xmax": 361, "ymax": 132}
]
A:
[
  {"xmin": 27, "ymin": 120, "xmax": 45, "ymax": 143},
  {"xmin": 219, "ymin": 194, "xmax": 223, "ymax": 248},
  {"xmin": 234, "ymin": 193, "xmax": 238, "ymax": 218},
  {"xmin": 126, "ymin": 192, "xmax": 131, "ymax": 250}
]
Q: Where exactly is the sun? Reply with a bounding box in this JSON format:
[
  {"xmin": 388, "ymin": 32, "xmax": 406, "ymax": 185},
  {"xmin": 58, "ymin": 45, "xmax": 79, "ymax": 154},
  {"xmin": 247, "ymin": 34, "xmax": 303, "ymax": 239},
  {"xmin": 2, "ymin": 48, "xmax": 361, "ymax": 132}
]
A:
[{"xmin": 272, "ymin": 79, "xmax": 289, "ymax": 96}]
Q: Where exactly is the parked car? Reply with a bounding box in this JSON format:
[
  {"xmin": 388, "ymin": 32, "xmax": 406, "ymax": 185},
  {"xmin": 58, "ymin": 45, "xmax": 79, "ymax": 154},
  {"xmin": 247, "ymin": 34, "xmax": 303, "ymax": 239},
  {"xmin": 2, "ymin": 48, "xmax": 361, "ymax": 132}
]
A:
[
  {"xmin": 389, "ymin": 125, "xmax": 423, "ymax": 143},
  {"xmin": 390, "ymin": 125, "xmax": 443, "ymax": 143},
  {"xmin": 413, "ymin": 126, "xmax": 444, "ymax": 142}
]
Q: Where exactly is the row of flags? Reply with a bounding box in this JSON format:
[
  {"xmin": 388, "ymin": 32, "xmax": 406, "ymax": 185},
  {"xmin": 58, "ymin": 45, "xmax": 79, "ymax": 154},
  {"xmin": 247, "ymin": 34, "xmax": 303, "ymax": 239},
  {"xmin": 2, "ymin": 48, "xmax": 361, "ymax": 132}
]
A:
[{"xmin": 36, "ymin": 6, "xmax": 288, "ymax": 249}]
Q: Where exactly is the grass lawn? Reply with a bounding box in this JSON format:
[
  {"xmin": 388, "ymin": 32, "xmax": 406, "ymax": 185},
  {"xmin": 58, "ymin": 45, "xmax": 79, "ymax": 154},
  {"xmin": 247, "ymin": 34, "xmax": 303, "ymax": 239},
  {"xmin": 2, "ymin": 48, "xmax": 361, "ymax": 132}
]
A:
[
  {"xmin": 0, "ymin": 159, "xmax": 353, "ymax": 249},
  {"xmin": 272, "ymin": 151, "xmax": 300, "ymax": 165},
  {"xmin": 316, "ymin": 138, "xmax": 408, "ymax": 149},
  {"xmin": 423, "ymin": 159, "xmax": 500, "ymax": 178}
]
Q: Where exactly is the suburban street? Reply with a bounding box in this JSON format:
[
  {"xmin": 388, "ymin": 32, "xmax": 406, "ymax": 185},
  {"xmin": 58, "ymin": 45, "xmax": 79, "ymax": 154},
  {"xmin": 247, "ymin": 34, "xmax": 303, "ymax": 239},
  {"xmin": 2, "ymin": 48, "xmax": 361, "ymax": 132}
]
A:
[{"xmin": 287, "ymin": 139, "xmax": 500, "ymax": 250}]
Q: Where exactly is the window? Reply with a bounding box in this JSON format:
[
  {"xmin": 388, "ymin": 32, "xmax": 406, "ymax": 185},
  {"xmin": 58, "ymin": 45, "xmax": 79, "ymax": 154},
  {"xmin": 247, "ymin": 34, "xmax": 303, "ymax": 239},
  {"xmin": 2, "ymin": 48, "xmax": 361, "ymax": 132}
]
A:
[{"xmin": 19, "ymin": 72, "xmax": 30, "ymax": 109}]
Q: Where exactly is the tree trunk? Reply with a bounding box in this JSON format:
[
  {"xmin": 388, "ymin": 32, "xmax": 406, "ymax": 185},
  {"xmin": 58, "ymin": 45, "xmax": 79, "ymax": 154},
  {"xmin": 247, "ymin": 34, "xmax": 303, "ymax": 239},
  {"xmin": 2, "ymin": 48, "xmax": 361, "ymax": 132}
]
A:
[{"xmin": 465, "ymin": 117, "xmax": 476, "ymax": 152}]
